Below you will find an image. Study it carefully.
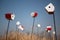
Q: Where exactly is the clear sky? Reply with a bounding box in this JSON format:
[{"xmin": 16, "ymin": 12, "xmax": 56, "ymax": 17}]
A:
[{"xmin": 0, "ymin": 0, "xmax": 60, "ymax": 35}]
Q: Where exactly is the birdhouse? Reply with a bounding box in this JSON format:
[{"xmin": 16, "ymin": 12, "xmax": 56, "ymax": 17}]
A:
[
  {"xmin": 16, "ymin": 21, "xmax": 20, "ymax": 26},
  {"xmin": 46, "ymin": 26, "xmax": 52, "ymax": 32},
  {"xmin": 5, "ymin": 13, "xmax": 15, "ymax": 20},
  {"xmin": 45, "ymin": 3, "xmax": 55, "ymax": 14},
  {"xmin": 37, "ymin": 24, "xmax": 41, "ymax": 27},
  {"xmin": 31, "ymin": 12, "xmax": 38, "ymax": 18},
  {"xmin": 18, "ymin": 25, "xmax": 24, "ymax": 31},
  {"xmin": 47, "ymin": 26, "xmax": 52, "ymax": 30}
]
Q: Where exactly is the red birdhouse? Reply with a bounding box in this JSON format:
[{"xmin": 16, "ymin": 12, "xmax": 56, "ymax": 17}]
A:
[
  {"xmin": 47, "ymin": 26, "xmax": 52, "ymax": 30},
  {"xmin": 31, "ymin": 12, "xmax": 38, "ymax": 18},
  {"xmin": 46, "ymin": 26, "xmax": 52, "ymax": 32},
  {"xmin": 5, "ymin": 13, "xmax": 15, "ymax": 20}
]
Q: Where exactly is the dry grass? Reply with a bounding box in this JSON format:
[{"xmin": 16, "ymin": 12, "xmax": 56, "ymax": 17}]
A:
[{"xmin": 0, "ymin": 31, "xmax": 59, "ymax": 40}]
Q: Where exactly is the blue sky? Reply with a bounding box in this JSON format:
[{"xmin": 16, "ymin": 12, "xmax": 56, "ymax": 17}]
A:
[{"xmin": 0, "ymin": 0, "xmax": 60, "ymax": 35}]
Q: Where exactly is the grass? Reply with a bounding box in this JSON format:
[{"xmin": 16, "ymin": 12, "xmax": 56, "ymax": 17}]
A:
[{"xmin": 0, "ymin": 31, "xmax": 59, "ymax": 40}]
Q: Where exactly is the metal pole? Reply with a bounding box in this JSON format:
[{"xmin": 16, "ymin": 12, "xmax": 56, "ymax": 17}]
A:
[
  {"xmin": 53, "ymin": 13, "xmax": 57, "ymax": 40},
  {"xmin": 31, "ymin": 18, "xmax": 35, "ymax": 40},
  {"xmin": 6, "ymin": 20, "xmax": 10, "ymax": 40}
]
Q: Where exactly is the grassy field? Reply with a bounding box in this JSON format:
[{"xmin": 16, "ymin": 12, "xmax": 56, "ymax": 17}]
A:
[{"xmin": 0, "ymin": 31, "xmax": 59, "ymax": 40}]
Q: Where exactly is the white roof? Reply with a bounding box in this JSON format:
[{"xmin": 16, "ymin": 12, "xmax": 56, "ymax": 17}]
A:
[{"xmin": 47, "ymin": 26, "xmax": 51, "ymax": 28}]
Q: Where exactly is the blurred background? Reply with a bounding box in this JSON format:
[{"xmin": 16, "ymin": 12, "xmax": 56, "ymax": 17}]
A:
[{"xmin": 0, "ymin": 0, "xmax": 60, "ymax": 40}]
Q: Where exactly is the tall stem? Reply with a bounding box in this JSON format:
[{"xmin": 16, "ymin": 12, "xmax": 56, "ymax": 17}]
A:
[
  {"xmin": 6, "ymin": 20, "xmax": 10, "ymax": 40},
  {"xmin": 31, "ymin": 18, "xmax": 35, "ymax": 40},
  {"xmin": 53, "ymin": 13, "xmax": 57, "ymax": 40}
]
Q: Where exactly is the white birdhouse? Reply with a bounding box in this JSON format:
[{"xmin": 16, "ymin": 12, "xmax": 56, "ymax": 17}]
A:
[
  {"xmin": 18, "ymin": 25, "xmax": 24, "ymax": 31},
  {"xmin": 37, "ymin": 24, "xmax": 41, "ymax": 27},
  {"xmin": 16, "ymin": 21, "xmax": 20, "ymax": 26},
  {"xmin": 45, "ymin": 3, "xmax": 55, "ymax": 14}
]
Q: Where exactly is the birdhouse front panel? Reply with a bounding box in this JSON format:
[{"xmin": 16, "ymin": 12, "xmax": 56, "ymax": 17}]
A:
[
  {"xmin": 45, "ymin": 3, "xmax": 55, "ymax": 14},
  {"xmin": 5, "ymin": 13, "xmax": 11, "ymax": 20}
]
